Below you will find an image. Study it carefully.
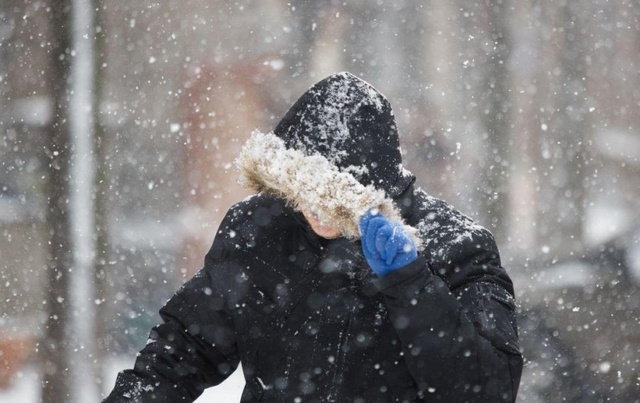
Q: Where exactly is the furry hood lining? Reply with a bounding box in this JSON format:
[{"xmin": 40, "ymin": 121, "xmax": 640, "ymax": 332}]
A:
[{"xmin": 236, "ymin": 130, "xmax": 422, "ymax": 249}]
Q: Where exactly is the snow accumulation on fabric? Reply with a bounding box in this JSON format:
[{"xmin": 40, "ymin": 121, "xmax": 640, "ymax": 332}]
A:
[
  {"xmin": 306, "ymin": 72, "xmax": 384, "ymax": 129},
  {"xmin": 416, "ymin": 195, "xmax": 487, "ymax": 260},
  {"xmin": 235, "ymin": 130, "xmax": 422, "ymax": 249},
  {"xmin": 293, "ymin": 72, "xmax": 387, "ymax": 167}
]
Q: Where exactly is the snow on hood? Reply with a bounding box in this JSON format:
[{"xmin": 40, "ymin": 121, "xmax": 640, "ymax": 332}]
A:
[{"xmin": 272, "ymin": 72, "xmax": 414, "ymax": 198}]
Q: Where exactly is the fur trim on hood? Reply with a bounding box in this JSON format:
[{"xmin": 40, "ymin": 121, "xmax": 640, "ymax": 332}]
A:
[{"xmin": 236, "ymin": 130, "xmax": 423, "ymax": 249}]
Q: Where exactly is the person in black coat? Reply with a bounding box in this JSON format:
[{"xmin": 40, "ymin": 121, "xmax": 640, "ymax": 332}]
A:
[{"xmin": 104, "ymin": 72, "xmax": 523, "ymax": 402}]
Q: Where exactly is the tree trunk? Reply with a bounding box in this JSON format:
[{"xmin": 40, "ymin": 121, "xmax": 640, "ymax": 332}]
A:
[
  {"xmin": 534, "ymin": 1, "xmax": 589, "ymax": 262},
  {"xmin": 92, "ymin": 0, "xmax": 111, "ymax": 393},
  {"xmin": 552, "ymin": 2, "xmax": 589, "ymax": 257},
  {"xmin": 42, "ymin": 1, "xmax": 73, "ymax": 402},
  {"xmin": 478, "ymin": 1, "xmax": 513, "ymax": 243}
]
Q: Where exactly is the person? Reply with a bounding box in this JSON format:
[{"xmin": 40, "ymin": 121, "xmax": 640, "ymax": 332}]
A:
[{"xmin": 104, "ymin": 72, "xmax": 523, "ymax": 402}]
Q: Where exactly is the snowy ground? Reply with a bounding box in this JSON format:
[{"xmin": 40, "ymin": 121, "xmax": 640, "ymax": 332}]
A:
[{"xmin": 0, "ymin": 356, "xmax": 245, "ymax": 402}]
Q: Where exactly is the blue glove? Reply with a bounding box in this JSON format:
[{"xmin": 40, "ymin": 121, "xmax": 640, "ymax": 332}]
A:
[{"xmin": 358, "ymin": 210, "xmax": 418, "ymax": 276}]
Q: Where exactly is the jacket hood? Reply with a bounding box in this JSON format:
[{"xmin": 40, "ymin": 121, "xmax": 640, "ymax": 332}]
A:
[
  {"xmin": 236, "ymin": 72, "xmax": 420, "ymax": 247},
  {"xmin": 273, "ymin": 72, "xmax": 414, "ymax": 197}
]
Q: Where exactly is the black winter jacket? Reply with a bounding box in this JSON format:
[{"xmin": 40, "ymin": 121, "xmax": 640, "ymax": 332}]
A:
[
  {"xmin": 104, "ymin": 188, "xmax": 522, "ymax": 402},
  {"xmin": 104, "ymin": 72, "xmax": 522, "ymax": 402}
]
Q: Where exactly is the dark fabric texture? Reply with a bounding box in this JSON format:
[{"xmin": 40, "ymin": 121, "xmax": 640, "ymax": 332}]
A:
[{"xmin": 104, "ymin": 192, "xmax": 523, "ymax": 402}]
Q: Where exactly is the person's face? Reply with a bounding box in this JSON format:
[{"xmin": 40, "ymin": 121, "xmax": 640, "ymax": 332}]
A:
[{"xmin": 301, "ymin": 210, "xmax": 341, "ymax": 239}]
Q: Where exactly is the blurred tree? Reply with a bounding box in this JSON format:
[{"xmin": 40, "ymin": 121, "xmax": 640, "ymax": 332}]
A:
[
  {"xmin": 535, "ymin": 1, "xmax": 589, "ymax": 261},
  {"xmin": 288, "ymin": 0, "xmax": 324, "ymax": 77},
  {"xmin": 552, "ymin": 2, "xmax": 589, "ymax": 256},
  {"xmin": 450, "ymin": 0, "xmax": 513, "ymax": 242},
  {"xmin": 477, "ymin": 0, "xmax": 513, "ymax": 242},
  {"xmin": 42, "ymin": 0, "xmax": 73, "ymax": 402},
  {"xmin": 505, "ymin": 0, "xmax": 542, "ymax": 261},
  {"xmin": 92, "ymin": 0, "xmax": 110, "ymax": 393}
]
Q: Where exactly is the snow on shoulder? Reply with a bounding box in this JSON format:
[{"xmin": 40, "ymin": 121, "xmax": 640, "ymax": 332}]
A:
[{"xmin": 235, "ymin": 130, "xmax": 422, "ymax": 249}]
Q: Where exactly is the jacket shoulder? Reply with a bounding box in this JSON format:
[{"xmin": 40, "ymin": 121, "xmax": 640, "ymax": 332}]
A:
[
  {"xmin": 407, "ymin": 188, "xmax": 513, "ymax": 290},
  {"xmin": 207, "ymin": 194, "xmax": 297, "ymax": 259},
  {"xmin": 410, "ymin": 188, "xmax": 496, "ymax": 249}
]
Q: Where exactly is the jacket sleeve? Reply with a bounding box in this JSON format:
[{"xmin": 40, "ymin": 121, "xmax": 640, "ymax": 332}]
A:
[
  {"xmin": 372, "ymin": 233, "xmax": 523, "ymax": 402},
  {"xmin": 103, "ymin": 226, "xmax": 240, "ymax": 402}
]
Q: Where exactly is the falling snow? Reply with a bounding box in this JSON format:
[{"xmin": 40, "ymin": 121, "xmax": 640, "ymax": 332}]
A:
[{"xmin": 1, "ymin": 1, "xmax": 639, "ymax": 402}]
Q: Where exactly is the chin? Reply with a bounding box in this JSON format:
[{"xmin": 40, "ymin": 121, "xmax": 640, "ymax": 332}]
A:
[
  {"xmin": 312, "ymin": 226, "xmax": 341, "ymax": 239},
  {"xmin": 319, "ymin": 232, "xmax": 341, "ymax": 239}
]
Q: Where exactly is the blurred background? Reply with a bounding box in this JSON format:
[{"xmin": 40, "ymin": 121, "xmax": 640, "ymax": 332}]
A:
[{"xmin": 0, "ymin": 0, "xmax": 639, "ymax": 402}]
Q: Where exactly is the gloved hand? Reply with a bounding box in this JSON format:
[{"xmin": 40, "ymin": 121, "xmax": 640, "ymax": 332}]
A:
[{"xmin": 358, "ymin": 210, "xmax": 418, "ymax": 276}]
